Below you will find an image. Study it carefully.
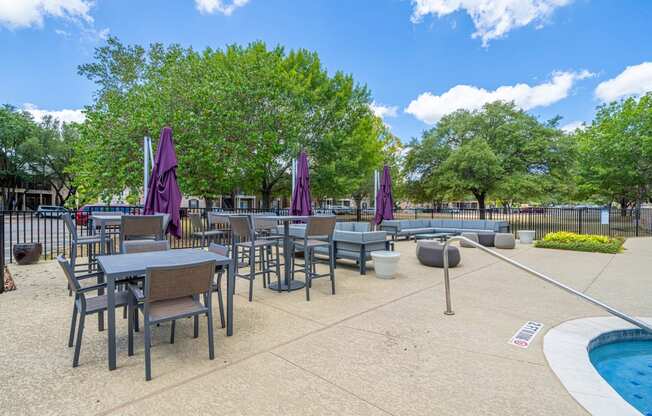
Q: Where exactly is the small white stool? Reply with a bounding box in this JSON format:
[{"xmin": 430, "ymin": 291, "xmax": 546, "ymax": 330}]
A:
[
  {"xmin": 518, "ymin": 230, "xmax": 535, "ymax": 244},
  {"xmin": 371, "ymin": 251, "xmax": 401, "ymax": 279}
]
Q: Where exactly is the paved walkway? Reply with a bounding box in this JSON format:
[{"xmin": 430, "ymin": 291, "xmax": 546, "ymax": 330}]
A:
[{"xmin": 2, "ymin": 238, "xmax": 651, "ymax": 415}]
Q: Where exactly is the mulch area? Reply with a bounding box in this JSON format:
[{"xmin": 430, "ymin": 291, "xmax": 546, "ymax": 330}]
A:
[{"xmin": 3, "ymin": 266, "xmax": 16, "ymax": 292}]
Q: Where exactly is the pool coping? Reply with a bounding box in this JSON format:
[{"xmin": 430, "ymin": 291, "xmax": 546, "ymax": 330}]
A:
[{"xmin": 544, "ymin": 316, "xmax": 652, "ymax": 416}]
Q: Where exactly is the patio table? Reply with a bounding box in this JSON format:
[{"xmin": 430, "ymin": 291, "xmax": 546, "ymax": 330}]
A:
[
  {"xmin": 91, "ymin": 213, "xmax": 123, "ymax": 255},
  {"xmin": 97, "ymin": 248, "xmax": 234, "ymax": 371},
  {"xmin": 257, "ymin": 215, "xmax": 312, "ymax": 291}
]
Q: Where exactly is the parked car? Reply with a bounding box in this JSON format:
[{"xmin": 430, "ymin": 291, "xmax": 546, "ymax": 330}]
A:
[
  {"xmin": 75, "ymin": 204, "xmax": 140, "ymax": 226},
  {"xmin": 35, "ymin": 205, "xmax": 68, "ymax": 218}
]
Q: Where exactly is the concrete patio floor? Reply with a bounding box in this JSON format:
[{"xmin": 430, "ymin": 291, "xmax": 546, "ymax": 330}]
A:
[{"xmin": 2, "ymin": 238, "xmax": 652, "ymax": 415}]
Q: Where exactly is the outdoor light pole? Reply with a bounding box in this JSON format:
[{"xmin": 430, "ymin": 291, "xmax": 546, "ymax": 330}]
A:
[{"xmin": 291, "ymin": 158, "xmax": 297, "ymax": 202}]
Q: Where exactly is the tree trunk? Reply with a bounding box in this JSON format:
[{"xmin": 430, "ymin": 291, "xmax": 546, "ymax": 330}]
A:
[
  {"xmin": 261, "ymin": 188, "xmax": 272, "ymax": 210},
  {"xmin": 474, "ymin": 192, "xmax": 487, "ymax": 219}
]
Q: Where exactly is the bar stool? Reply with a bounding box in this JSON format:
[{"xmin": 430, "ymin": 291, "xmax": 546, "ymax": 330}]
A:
[
  {"xmin": 120, "ymin": 215, "xmax": 165, "ymax": 253},
  {"xmin": 190, "ymin": 213, "xmax": 225, "ymax": 247},
  {"xmin": 291, "ymin": 216, "xmax": 336, "ymax": 301},
  {"xmin": 63, "ymin": 213, "xmax": 110, "ymax": 273},
  {"xmin": 229, "ymin": 216, "xmax": 281, "ymax": 301}
]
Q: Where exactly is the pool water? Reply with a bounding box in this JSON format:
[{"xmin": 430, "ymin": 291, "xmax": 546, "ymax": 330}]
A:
[{"xmin": 590, "ymin": 340, "xmax": 652, "ymax": 415}]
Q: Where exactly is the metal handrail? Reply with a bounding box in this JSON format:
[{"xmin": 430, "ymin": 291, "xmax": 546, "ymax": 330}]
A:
[{"xmin": 442, "ymin": 236, "xmax": 652, "ymax": 334}]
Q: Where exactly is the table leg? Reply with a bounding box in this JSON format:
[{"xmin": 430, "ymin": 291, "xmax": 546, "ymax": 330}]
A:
[
  {"xmin": 283, "ymin": 221, "xmax": 291, "ymax": 287},
  {"xmin": 226, "ymin": 260, "xmax": 234, "ymax": 336},
  {"xmin": 99, "ymin": 223, "xmax": 107, "ymax": 255},
  {"xmin": 107, "ymin": 275, "xmax": 116, "ymax": 370}
]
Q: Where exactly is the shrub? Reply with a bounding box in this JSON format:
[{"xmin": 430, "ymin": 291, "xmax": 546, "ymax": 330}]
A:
[{"xmin": 534, "ymin": 231, "xmax": 624, "ymax": 254}]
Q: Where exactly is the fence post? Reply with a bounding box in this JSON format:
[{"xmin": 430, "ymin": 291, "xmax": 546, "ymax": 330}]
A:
[
  {"xmin": 356, "ymin": 207, "xmax": 361, "ymax": 222},
  {"xmin": 414, "ymin": 208, "xmax": 417, "ymax": 220},
  {"xmin": 635, "ymin": 206, "xmax": 640, "ymax": 237},
  {"xmin": 578, "ymin": 209, "xmax": 583, "ymax": 234}
]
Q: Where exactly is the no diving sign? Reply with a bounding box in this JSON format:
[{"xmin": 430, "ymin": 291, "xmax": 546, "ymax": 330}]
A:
[{"xmin": 509, "ymin": 321, "xmax": 543, "ymax": 349}]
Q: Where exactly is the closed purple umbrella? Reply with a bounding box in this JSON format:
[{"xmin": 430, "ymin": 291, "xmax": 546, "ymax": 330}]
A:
[
  {"xmin": 290, "ymin": 151, "xmax": 313, "ymax": 216},
  {"xmin": 374, "ymin": 165, "xmax": 394, "ymax": 225},
  {"xmin": 144, "ymin": 127, "xmax": 182, "ymax": 238}
]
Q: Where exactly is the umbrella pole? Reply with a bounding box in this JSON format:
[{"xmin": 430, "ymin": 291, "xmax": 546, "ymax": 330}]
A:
[{"xmin": 143, "ymin": 136, "xmax": 150, "ymax": 203}]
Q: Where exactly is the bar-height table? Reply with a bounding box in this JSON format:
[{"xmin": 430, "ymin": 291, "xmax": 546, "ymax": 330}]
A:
[
  {"xmin": 97, "ymin": 248, "xmax": 235, "ymax": 371},
  {"xmin": 257, "ymin": 215, "xmax": 311, "ymax": 291},
  {"xmin": 91, "ymin": 213, "xmax": 123, "ymax": 255}
]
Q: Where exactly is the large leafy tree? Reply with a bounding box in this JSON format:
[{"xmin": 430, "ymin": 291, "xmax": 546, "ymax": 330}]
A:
[
  {"xmin": 404, "ymin": 101, "xmax": 572, "ymax": 217},
  {"xmin": 0, "ymin": 105, "xmax": 34, "ymax": 208},
  {"xmin": 72, "ymin": 38, "xmax": 386, "ymax": 208},
  {"xmin": 576, "ymin": 93, "xmax": 652, "ymax": 209}
]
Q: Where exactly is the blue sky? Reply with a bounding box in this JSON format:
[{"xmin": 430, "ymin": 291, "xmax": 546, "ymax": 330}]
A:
[{"xmin": 1, "ymin": 0, "xmax": 652, "ymax": 142}]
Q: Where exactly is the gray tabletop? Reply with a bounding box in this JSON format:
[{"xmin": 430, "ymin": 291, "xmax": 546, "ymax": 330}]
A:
[{"xmin": 97, "ymin": 248, "xmax": 230, "ymax": 278}]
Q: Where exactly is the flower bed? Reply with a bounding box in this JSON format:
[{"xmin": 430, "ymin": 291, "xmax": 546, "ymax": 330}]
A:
[{"xmin": 534, "ymin": 231, "xmax": 624, "ymax": 254}]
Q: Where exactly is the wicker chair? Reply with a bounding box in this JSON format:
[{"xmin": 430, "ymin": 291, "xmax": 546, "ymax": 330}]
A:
[
  {"xmin": 57, "ymin": 256, "xmax": 130, "ymax": 367},
  {"xmin": 291, "ymin": 216, "xmax": 336, "ymax": 301},
  {"xmin": 63, "ymin": 213, "xmax": 109, "ymax": 272},
  {"xmin": 127, "ymin": 260, "xmax": 217, "ymax": 381},
  {"xmin": 229, "ymin": 216, "xmax": 281, "ymax": 301},
  {"xmin": 190, "ymin": 213, "xmax": 225, "ymax": 247},
  {"xmin": 207, "ymin": 243, "xmax": 228, "ymax": 328},
  {"xmin": 119, "ymin": 215, "xmax": 165, "ymax": 253}
]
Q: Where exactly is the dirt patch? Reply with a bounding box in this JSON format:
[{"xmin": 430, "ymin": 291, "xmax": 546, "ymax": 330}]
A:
[{"xmin": 3, "ymin": 266, "xmax": 16, "ymax": 292}]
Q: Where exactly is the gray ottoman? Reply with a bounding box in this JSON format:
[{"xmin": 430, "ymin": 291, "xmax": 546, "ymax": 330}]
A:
[
  {"xmin": 416, "ymin": 241, "xmax": 461, "ymax": 268},
  {"xmin": 494, "ymin": 233, "xmax": 515, "ymax": 249},
  {"xmin": 477, "ymin": 233, "xmax": 495, "ymax": 247},
  {"xmin": 460, "ymin": 232, "xmax": 479, "ymax": 248}
]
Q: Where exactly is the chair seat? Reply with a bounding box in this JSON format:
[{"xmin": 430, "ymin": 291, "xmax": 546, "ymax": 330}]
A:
[
  {"xmin": 85, "ymin": 290, "xmax": 130, "ymax": 314},
  {"xmin": 237, "ymin": 239, "xmax": 277, "ymax": 248},
  {"xmin": 148, "ymin": 296, "xmax": 207, "ymax": 323},
  {"xmin": 295, "ymin": 239, "xmax": 330, "ymax": 249}
]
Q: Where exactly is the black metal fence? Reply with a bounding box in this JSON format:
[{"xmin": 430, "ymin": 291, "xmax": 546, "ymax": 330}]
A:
[{"xmin": 2, "ymin": 206, "xmax": 651, "ymax": 284}]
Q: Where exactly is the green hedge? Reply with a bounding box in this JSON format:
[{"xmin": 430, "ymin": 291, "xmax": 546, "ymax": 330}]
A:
[{"xmin": 534, "ymin": 231, "xmax": 624, "ymax": 254}]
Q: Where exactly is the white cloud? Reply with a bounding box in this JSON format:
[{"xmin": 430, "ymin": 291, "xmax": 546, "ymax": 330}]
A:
[
  {"xmin": 23, "ymin": 103, "xmax": 85, "ymax": 124},
  {"xmin": 370, "ymin": 102, "xmax": 398, "ymax": 119},
  {"xmin": 195, "ymin": 0, "xmax": 250, "ymax": 15},
  {"xmin": 0, "ymin": 0, "xmax": 93, "ymax": 29},
  {"xmin": 595, "ymin": 62, "xmax": 652, "ymax": 102},
  {"xmin": 405, "ymin": 70, "xmax": 593, "ymax": 124},
  {"xmin": 411, "ymin": 0, "xmax": 572, "ymax": 46},
  {"xmin": 560, "ymin": 120, "xmax": 585, "ymax": 133}
]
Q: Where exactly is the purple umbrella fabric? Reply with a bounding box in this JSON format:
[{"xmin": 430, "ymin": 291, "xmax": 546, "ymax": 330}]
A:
[
  {"xmin": 290, "ymin": 151, "xmax": 313, "ymax": 216},
  {"xmin": 144, "ymin": 127, "xmax": 182, "ymax": 238},
  {"xmin": 374, "ymin": 165, "xmax": 394, "ymax": 225}
]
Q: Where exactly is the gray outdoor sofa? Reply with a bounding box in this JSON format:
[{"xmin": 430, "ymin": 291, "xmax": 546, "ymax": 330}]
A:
[
  {"xmin": 280, "ymin": 222, "xmax": 390, "ymax": 275},
  {"xmin": 380, "ymin": 219, "xmax": 509, "ymax": 240}
]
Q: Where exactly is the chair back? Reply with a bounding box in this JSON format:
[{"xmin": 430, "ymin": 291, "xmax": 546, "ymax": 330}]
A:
[
  {"xmin": 228, "ymin": 216, "xmax": 254, "ymax": 240},
  {"xmin": 121, "ymin": 215, "xmax": 164, "ymax": 245},
  {"xmin": 144, "ymin": 260, "xmax": 215, "ymax": 303},
  {"xmin": 253, "ymin": 217, "xmax": 279, "ymax": 232},
  {"xmin": 208, "ymin": 212, "xmax": 230, "ymax": 228},
  {"xmin": 189, "ymin": 213, "xmax": 205, "ymax": 232},
  {"xmin": 62, "ymin": 213, "xmax": 78, "ymax": 240},
  {"xmin": 208, "ymin": 242, "xmax": 228, "ymax": 257},
  {"xmin": 306, "ymin": 216, "xmax": 336, "ymax": 240},
  {"xmin": 57, "ymin": 255, "xmax": 81, "ymax": 293},
  {"xmin": 123, "ymin": 240, "xmax": 170, "ymax": 254}
]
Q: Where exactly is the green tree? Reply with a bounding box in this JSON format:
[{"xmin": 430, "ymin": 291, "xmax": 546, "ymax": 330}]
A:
[
  {"xmin": 73, "ymin": 38, "xmax": 387, "ymax": 208},
  {"xmin": 576, "ymin": 93, "xmax": 652, "ymax": 210},
  {"xmin": 405, "ymin": 101, "xmax": 572, "ymax": 217},
  {"xmin": 0, "ymin": 105, "xmax": 36, "ymax": 208}
]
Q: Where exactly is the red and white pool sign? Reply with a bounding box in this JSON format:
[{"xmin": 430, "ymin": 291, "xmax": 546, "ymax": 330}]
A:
[{"xmin": 509, "ymin": 321, "xmax": 543, "ymax": 349}]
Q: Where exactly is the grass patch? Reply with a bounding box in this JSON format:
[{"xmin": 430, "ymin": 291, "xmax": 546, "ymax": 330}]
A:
[{"xmin": 534, "ymin": 231, "xmax": 624, "ymax": 254}]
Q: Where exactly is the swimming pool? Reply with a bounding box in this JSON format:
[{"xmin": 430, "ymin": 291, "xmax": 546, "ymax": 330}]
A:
[{"xmin": 590, "ymin": 340, "xmax": 652, "ymax": 416}]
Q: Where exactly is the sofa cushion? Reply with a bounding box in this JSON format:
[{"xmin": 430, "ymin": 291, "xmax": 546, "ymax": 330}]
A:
[
  {"xmin": 336, "ymin": 222, "xmax": 355, "ymax": 232},
  {"xmin": 397, "ymin": 227, "xmax": 435, "ymax": 235},
  {"xmin": 428, "ymin": 219, "xmax": 443, "ymax": 228},
  {"xmin": 462, "ymin": 220, "xmax": 486, "ymax": 230},
  {"xmin": 353, "ymin": 222, "xmax": 370, "ymax": 232},
  {"xmin": 441, "ymin": 220, "xmax": 462, "ymax": 229},
  {"xmin": 380, "ymin": 220, "xmax": 402, "ymax": 231}
]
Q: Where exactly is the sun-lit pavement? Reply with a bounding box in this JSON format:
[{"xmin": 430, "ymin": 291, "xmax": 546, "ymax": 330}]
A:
[{"xmin": 2, "ymin": 238, "xmax": 652, "ymax": 415}]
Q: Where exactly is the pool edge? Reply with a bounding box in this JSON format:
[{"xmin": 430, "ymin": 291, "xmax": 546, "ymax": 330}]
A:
[{"xmin": 544, "ymin": 316, "xmax": 652, "ymax": 416}]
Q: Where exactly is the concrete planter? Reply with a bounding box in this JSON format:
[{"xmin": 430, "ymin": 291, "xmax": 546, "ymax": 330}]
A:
[
  {"xmin": 371, "ymin": 251, "xmax": 401, "ymax": 279},
  {"xmin": 13, "ymin": 243, "xmax": 42, "ymax": 265},
  {"xmin": 518, "ymin": 230, "xmax": 536, "ymax": 244}
]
